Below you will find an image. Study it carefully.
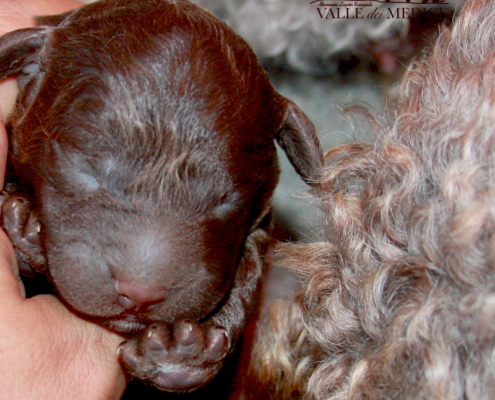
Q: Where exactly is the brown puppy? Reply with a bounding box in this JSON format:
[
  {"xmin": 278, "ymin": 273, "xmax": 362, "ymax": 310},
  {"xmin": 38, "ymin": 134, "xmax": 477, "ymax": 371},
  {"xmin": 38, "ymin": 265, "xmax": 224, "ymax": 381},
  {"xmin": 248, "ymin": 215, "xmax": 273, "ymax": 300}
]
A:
[{"xmin": 0, "ymin": 0, "xmax": 322, "ymax": 393}]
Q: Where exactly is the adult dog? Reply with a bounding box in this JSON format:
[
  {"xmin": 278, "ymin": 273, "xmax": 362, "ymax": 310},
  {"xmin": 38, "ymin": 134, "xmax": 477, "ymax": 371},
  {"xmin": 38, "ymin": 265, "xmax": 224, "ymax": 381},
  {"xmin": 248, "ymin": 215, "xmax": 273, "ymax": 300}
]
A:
[{"xmin": 238, "ymin": 0, "xmax": 495, "ymax": 399}]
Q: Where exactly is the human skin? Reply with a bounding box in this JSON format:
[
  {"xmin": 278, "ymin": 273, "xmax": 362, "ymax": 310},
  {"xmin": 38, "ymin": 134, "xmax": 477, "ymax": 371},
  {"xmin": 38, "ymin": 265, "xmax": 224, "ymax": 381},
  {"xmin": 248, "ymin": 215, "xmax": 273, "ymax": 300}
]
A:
[{"xmin": 0, "ymin": 1, "xmax": 127, "ymax": 399}]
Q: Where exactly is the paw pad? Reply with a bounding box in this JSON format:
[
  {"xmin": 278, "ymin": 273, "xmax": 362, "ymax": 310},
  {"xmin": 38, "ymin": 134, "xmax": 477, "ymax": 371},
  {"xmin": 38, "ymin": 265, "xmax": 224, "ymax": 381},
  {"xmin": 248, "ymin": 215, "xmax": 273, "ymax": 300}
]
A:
[{"xmin": 119, "ymin": 319, "xmax": 229, "ymax": 392}]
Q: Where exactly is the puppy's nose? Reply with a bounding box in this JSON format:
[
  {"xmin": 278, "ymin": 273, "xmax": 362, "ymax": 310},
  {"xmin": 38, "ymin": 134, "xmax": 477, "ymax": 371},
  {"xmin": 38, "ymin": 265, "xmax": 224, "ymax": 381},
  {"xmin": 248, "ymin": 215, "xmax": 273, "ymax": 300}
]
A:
[{"xmin": 115, "ymin": 281, "xmax": 166, "ymax": 312}]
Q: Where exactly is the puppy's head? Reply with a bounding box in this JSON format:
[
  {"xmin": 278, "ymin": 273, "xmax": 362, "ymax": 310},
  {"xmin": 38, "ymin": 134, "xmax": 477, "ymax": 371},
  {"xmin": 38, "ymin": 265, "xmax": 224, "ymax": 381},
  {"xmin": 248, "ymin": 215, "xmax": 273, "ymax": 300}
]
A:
[{"xmin": 0, "ymin": 0, "xmax": 322, "ymax": 332}]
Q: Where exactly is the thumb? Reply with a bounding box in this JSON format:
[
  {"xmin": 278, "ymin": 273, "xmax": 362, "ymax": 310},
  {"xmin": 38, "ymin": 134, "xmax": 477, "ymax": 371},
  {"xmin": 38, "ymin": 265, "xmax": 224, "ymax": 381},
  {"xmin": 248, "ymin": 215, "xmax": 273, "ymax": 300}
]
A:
[
  {"xmin": 0, "ymin": 79, "xmax": 23, "ymax": 299},
  {"xmin": 0, "ymin": 78, "xmax": 14, "ymax": 186},
  {"xmin": 0, "ymin": 227, "xmax": 24, "ymax": 301}
]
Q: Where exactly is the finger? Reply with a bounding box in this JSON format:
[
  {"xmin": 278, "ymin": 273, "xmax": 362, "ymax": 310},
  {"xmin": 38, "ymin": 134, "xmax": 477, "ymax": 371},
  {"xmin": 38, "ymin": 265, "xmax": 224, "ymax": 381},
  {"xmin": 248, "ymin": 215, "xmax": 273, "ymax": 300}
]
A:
[
  {"xmin": 0, "ymin": 113, "xmax": 19, "ymax": 298},
  {"xmin": 0, "ymin": 78, "xmax": 18, "ymax": 125},
  {"xmin": 0, "ymin": 82, "xmax": 12, "ymax": 189},
  {"xmin": 30, "ymin": 293, "xmax": 128, "ymax": 399},
  {"xmin": 0, "ymin": 228, "xmax": 23, "ymax": 301},
  {"xmin": 0, "ymin": 140, "xmax": 20, "ymax": 301},
  {"xmin": 22, "ymin": 0, "xmax": 83, "ymax": 18},
  {"xmin": 0, "ymin": 0, "xmax": 83, "ymax": 34}
]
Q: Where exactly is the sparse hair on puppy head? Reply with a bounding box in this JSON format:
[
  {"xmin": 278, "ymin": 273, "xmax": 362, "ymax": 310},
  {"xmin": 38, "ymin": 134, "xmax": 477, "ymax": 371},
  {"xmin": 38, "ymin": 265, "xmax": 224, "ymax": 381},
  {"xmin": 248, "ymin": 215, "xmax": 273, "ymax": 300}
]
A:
[{"xmin": 0, "ymin": 0, "xmax": 322, "ymax": 392}]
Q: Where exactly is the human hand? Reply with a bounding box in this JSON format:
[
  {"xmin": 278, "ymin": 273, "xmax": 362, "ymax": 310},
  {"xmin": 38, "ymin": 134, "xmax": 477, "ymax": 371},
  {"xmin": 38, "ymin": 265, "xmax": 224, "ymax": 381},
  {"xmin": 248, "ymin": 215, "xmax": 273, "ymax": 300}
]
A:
[
  {"xmin": 0, "ymin": 1, "xmax": 127, "ymax": 399},
  {"xmin": 0, "ymin": 0, "xmax": 85, "ymax": 127}
]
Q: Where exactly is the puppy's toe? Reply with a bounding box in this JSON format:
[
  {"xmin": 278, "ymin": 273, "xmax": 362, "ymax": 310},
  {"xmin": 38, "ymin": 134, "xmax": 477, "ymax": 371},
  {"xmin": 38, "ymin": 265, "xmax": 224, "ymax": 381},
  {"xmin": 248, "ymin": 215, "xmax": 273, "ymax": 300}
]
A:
[
  {"xmin": 0, "ymin": 192, "xmax": 45, "ymax": 274},
  {"xmin": 171, "ymin": 320, "xmax": 206, "ymax": 357},
  {"xmin": 204, "ymin": 326, "xmax": 228, "ymax": 361}
]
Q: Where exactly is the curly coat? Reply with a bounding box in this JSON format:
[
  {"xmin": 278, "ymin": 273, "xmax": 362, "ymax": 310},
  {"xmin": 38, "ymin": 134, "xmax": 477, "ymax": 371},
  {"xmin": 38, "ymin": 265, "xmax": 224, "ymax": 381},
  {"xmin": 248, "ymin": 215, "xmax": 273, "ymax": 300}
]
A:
[
  {"xmin": 237, "ymin": 0, "xmax": 495, "ymax": 398},
  {"xmin": 190, "ymin": 0, "xmax": 464, "ymax": 75}
]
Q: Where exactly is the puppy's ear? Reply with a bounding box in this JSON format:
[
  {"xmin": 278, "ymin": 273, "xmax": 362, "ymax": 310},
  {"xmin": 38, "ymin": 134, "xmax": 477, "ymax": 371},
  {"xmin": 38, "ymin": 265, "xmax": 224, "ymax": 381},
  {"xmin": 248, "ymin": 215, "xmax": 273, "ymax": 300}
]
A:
[
  {"xmin": 276, "ymin": 99, "xmax": 323, "ymax": 186},
  {"xmin": 0, "ymin": 28, "xmax": 47, "ymax": 80}
]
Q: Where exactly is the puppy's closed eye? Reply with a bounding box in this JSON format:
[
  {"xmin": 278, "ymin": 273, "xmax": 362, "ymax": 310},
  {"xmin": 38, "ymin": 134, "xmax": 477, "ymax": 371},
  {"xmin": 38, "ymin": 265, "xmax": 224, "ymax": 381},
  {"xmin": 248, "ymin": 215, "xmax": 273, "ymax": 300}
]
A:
[
  {"xmin": 0, "ymin": 0, "xmax": 323, "ymax": 393},
  {"xmin": 48, "ymin": 144, "xmax": 118, "ymax": 195}
]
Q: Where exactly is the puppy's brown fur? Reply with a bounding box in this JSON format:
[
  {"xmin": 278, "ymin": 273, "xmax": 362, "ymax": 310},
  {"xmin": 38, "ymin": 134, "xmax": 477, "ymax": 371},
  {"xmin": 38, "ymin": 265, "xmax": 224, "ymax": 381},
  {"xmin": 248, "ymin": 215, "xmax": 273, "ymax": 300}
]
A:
[
  {"xmin": 0, "ymin": 0, "xmax": 322, "ymax": 392},
  {"xmin": 239, "ymin": 0, "xmax": 495, "ymax": 398}
]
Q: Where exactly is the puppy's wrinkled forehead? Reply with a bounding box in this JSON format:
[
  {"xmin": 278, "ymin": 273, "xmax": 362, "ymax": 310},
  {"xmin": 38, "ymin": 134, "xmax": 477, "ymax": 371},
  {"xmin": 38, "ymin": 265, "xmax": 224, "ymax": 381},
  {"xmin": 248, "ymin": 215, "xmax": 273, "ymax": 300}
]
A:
[
  {"xmin": 38, "ymin": 1, "xmax": 280, "ymax": 141},
  {"xmin": 15, "ymin": 0, "xmax": 284, "ymax": 207}
]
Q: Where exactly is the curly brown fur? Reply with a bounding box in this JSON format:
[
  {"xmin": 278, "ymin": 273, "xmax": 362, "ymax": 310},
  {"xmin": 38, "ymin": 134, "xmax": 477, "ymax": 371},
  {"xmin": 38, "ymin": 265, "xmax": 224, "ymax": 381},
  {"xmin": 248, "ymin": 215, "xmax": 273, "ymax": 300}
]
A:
[
  {"xmin": 190, "ymin": 0, "xmax": 464, "ymax": 76},
  {"xmin": 237, "ymin": 0, "xmax": 495, "ymax": 399}
]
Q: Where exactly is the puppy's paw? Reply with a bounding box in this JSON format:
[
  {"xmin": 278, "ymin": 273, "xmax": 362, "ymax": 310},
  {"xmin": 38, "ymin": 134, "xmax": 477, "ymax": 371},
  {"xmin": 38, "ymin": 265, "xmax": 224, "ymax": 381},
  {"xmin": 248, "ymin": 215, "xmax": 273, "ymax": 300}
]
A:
[
  {"xmin": 0, "ymin": 192, "xmax": 45, "ymax": 275},
  {"xmin": 119, "ymin": 319, "xmax": 229, "ymax": 392}
]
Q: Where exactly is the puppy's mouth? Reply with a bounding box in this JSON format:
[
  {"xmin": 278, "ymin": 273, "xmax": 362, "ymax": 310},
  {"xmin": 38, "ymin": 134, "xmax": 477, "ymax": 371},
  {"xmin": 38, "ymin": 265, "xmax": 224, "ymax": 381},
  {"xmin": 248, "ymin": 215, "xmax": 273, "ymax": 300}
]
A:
[
  {"xmin": 105, "ymin": 316, "xmax": 148, "ymax": 334},
  {"xmin": 121, "ymin": 313, "xmax": 141, "ymax": 323}
]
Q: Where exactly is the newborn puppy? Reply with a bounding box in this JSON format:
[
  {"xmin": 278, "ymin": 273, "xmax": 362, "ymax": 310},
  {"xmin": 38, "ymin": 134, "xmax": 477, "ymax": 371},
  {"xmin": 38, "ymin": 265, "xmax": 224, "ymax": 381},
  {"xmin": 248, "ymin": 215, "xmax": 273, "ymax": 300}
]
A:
[{"xmin": 0, "ymin": 0, "xmax": 322, "ymax": 392}]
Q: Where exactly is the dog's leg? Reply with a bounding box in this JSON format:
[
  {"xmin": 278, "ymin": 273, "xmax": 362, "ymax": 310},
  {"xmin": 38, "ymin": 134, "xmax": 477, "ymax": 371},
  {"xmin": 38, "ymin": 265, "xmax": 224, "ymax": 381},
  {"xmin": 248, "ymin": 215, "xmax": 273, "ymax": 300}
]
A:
[{"xmin": 119, "ymin": 226, "xmax": 269, "ymax": 392}]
